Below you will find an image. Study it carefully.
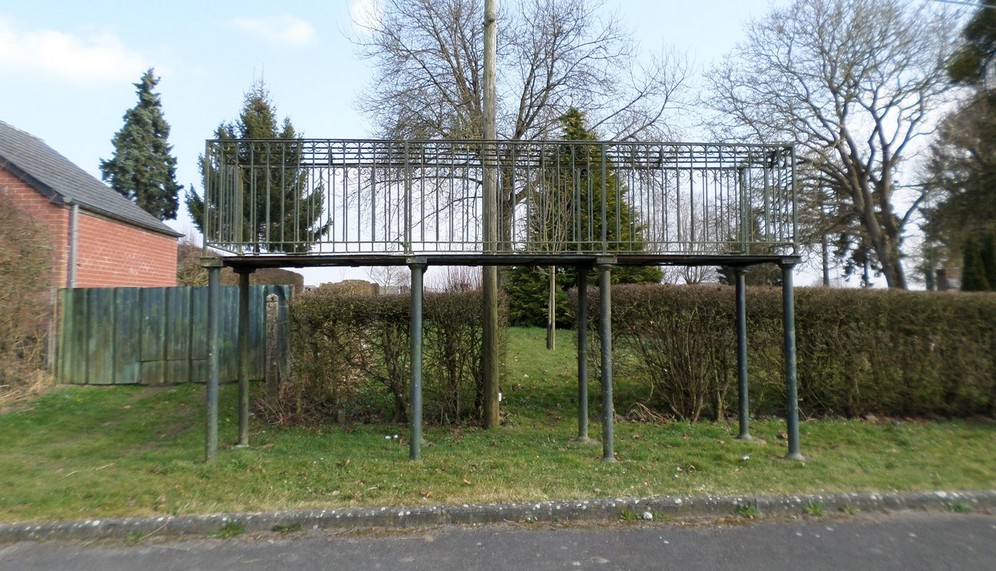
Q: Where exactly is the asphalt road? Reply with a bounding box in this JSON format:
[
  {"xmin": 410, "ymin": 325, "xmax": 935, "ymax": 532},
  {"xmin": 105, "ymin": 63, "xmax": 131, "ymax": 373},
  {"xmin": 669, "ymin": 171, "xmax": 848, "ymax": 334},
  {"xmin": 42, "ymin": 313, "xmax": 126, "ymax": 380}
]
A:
[{"xmin": 1, "ymin": 511, "xmax": 993, "ymax": 571}]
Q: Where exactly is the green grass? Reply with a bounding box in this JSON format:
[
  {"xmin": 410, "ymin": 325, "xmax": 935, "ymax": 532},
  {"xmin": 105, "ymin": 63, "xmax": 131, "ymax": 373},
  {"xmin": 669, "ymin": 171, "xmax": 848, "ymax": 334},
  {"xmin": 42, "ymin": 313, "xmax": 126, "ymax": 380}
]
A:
[
  {"xmin": 0, "ymin": 327, "xmax": 993, "ymax": 523},
  {"xmin": 839, "ymin": 503, "xmax": 860, "ymax": 515},
  {"xmin": 734, "ymin": 503, "xmax": 761, "ymax": 518},
  {"xmin": 209, "ymin": 520, "xmax": 246, "ymax": 538},
  {"xmin": 803, "ymin": 500, "xmax": 825, "ymax": 516},
  {"xmin": 947, "ymin": 502, "xmax": 973, "ymax": 514}
]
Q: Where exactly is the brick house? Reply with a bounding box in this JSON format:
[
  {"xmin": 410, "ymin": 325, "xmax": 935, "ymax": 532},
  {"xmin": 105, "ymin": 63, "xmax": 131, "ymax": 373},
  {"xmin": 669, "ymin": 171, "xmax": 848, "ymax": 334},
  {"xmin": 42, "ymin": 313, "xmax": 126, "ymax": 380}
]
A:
[{"xmin": 0, "ymin": 120, "xmax": 181, "ymax": 287}]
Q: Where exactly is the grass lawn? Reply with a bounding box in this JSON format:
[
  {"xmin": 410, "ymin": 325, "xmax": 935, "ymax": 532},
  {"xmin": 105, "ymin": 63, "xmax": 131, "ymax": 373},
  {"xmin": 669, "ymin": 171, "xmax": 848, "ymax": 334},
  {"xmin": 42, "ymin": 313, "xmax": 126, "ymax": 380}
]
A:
[{"xmin": 0, "ymin": 327, "xmax": 992, "ymax": 523}]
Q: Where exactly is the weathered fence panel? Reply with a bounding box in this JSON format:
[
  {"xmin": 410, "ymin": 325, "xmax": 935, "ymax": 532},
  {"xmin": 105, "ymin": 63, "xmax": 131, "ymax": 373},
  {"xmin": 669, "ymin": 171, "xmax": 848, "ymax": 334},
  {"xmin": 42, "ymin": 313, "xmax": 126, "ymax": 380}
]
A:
[{"xmin": 57, "ymin": 285, "xmax": 289, "ymax": 385}]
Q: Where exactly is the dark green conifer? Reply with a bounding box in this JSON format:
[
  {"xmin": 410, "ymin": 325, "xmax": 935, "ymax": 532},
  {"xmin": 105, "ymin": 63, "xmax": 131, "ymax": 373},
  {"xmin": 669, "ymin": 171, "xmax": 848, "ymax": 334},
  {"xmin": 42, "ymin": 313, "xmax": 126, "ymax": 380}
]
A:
[
  {"xmin": 101, "ymin": 68, "xmax": 182, "ymax": 221},
  {"xmin": 186, "ymin": 81, "xmax": 329, "ymax": 253},
  {"xmin": 961, "ymin": 234, "xmax": 991, "ymax": 291},
  {"xmin": 506, "ymin": 108, "xmax": 661, "ymax": 326}
]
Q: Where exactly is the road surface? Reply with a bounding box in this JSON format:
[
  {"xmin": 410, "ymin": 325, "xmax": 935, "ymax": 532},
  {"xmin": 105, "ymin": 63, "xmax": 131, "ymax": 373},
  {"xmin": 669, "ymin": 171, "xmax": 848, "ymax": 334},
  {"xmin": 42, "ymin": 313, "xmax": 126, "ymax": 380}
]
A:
[{"xmin": 1, "ymin": 511, "xmax": 993, "ymax": 570}]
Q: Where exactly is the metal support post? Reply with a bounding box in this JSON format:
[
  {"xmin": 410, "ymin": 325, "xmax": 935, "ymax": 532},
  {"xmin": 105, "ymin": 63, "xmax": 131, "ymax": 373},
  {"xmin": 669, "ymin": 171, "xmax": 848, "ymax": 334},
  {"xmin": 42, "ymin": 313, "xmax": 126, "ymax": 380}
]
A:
[
  {"xmin": 576, "ymin": 269, "xmax": 589, "ymax": 441},
  {"xmin": 598, "ymin": 259, "xmax": 615, "ymax": 462},
  {"xmin": 483, "ymin": 265, "xmax": 500, "ymax": 429},
  {"xmin": 202, "ymin": 257, "xmax": 223, "ymax": 463},
  {"xmin": 781, "ymin": 262, "xmax": 804, "ymax": 460},
  {"xmin": 236, "ymin": 269, "xmax": 252, "ymax": 447},
  {"xmin": 409, "ymin": 259, "xmax": 426, "ymax": 460},
  {"xmin": 735, "ymin": 268, "xmax": 751, "ymax": 440}
]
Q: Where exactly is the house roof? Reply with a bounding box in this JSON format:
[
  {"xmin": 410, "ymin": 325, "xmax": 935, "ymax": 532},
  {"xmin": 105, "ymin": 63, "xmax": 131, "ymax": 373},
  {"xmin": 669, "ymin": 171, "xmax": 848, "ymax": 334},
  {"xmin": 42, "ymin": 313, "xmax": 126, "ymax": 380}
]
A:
[{"xmin": 0, "ymin": 120, "xmax": 181, "ymax": 238}]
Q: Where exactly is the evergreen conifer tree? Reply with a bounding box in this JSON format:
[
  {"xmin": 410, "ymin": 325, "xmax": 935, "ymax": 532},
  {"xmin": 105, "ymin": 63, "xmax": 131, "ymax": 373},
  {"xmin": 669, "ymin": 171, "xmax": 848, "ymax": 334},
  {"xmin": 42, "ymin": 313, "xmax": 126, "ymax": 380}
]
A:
[
  {"xmin": 186, "ymin": 82, "xmax": 330, "ymax": 253},
  {"xmin": 961, "ymin": 234, "xmax": 991, "ymax": 291},
  {"xmin": 100, "ymin": 68, "xmax": 182, "ymax": 221},
  {"xmin": 923, "ymin": 2, "xmax": 996, "ymax": 287},
  {"xmin": 981, "ymin": 230, "xmax": 996, "ymax": 289},
  {"xmin": 506, "ymin": 108, "xmax": 662, "ymax": 327}
]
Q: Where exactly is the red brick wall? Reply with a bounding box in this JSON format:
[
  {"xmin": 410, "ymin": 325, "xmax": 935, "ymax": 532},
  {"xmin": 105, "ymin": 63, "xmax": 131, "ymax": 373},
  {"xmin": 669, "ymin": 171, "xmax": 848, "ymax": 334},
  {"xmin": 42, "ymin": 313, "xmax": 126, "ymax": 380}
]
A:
[
  {"xmin": 1, "ymin": 167, "xmax": 177, "ymax": 287},
  {"xmin": 74, "ymin": 210, "xmax": 176, "ymax": 287},
  {"xmin": 1, "ymin": 168, "xmax": 68, "ymax": 287}
]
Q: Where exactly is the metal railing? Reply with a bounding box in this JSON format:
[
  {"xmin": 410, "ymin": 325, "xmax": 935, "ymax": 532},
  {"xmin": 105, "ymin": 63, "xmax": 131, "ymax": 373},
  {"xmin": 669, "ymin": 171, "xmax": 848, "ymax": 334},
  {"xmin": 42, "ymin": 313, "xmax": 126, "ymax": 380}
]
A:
[{"xmin": 203, "ymin": 139, "xmax": 796, "ymax": 259}]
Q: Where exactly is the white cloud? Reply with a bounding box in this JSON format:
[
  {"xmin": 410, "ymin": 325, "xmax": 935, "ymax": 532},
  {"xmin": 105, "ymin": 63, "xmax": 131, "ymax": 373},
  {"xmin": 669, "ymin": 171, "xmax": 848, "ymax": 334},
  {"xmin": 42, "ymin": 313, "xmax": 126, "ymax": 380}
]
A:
[
  {"xmin": 0, "ymin": 15, "xmax": 147, "ymax": 84},
  {"xmin": 349, "ymin": 0, "xmax": 382, "ymax": 35},
  {"xmin": 231, "ymin": 15, "xmax": 316, "ymax": 46}
]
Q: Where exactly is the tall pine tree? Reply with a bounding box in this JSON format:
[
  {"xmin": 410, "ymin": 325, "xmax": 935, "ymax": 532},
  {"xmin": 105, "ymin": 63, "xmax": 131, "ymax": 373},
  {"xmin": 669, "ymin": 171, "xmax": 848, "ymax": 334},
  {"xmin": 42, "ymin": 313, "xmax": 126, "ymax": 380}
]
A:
[
  {"xmin": 923, "ymin": 1, "xmax": 996, "ymax": 288},
  {"xmin": 101, "ymin": 68, "xmax": 182, "ymax": 221},
  {"xmin": 961, "ymin": 234, "xmax": 991, "ymax": 291},
  {"xmin": 186, "ymin": 81, "xmax": 329, "ymax": 253},
  {"xmin": 506, "ymin": 108, "xmax": 662, "ymax": 328}
]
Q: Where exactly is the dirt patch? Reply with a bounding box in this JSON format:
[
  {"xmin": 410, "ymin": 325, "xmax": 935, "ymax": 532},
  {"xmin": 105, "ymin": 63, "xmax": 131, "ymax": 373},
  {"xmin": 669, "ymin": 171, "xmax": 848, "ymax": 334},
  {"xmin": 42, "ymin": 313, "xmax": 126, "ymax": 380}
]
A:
[{"xmin": 122, "ymin": 385, "xmax": 174, "ymax": 408}]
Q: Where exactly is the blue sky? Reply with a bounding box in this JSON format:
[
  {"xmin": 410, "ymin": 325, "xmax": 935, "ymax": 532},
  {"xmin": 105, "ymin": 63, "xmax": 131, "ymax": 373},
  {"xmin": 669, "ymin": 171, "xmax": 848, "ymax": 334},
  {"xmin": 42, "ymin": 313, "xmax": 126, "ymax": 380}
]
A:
[{"xmin": 0, "ymin": 0, "xmax": 789, "ymax": 284}]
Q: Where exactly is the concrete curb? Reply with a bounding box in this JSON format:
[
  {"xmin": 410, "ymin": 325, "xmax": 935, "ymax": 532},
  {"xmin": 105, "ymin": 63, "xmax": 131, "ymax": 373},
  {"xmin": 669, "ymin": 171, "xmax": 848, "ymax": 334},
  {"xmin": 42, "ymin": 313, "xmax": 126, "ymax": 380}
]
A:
[{"xmin": 1, "ymin": 490, "xmax": 992, "ymax": 543}]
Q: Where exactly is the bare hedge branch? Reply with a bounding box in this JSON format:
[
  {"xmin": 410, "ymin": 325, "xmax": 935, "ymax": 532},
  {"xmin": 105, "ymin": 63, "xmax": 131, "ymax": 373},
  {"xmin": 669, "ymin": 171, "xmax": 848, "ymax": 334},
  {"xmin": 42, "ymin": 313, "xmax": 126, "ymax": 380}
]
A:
[{"xmin": 0, "ymin": 181, "xmax": 53, "ymax": 400}]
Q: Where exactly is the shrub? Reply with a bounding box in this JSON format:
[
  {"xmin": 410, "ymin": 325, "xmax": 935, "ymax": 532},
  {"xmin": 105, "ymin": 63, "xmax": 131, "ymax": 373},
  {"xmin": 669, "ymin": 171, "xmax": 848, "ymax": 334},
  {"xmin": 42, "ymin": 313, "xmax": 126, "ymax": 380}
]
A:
[
  {"xmin": 0, "ymin": 188, "xmax": 53, "ymax": 400},
  {"xmin": 424, "ymin": 291, "xmax": 490, "ymax": 424},
  {"xmin": 271, "ymin": 292, "xmax": 382, "ymax": 425},
  {"xmin": 611, "ymin": 285, "xmax": 735, "ymax": 421},
  {"xmin": 504, "ymin": 265, "xmax": 662, "ymax": 328},
  {"xmin": 257, "ymin": 288, "xmax": 505, "ymax": 426}
]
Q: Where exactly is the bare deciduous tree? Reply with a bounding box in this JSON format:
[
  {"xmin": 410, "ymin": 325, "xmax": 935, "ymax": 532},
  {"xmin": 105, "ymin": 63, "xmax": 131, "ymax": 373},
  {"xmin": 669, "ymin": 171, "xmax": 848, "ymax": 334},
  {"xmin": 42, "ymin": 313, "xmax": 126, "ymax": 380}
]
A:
[
  {"xmin": 705, "ymin": 0, "xmax": 956, "ymax": 289},
  {"xmin": 367, "ymin": 265, "xmax": 411, "ymax": 294},
  {"xmin": 660, "ymin": 264, "xmax": 717, "ymax": 286},
  {"xmin": 355, "ymin": 0, "xmax": 687, "ymax": 426},
  {"xmin": 431, "ymin": 266, "xmax": 483, "ymax": 291},
  {"xmin": 354, "ymin": 0, "xmax": 687, "ymax": 142}
]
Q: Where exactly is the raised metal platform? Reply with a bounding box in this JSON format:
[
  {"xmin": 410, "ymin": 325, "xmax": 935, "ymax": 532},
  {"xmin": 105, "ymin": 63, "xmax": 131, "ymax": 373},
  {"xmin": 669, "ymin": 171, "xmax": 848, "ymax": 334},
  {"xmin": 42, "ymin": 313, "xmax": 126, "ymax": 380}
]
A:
[{"xmin": 199, "ymin": 138, "xmax": 803, "ymax": 466}]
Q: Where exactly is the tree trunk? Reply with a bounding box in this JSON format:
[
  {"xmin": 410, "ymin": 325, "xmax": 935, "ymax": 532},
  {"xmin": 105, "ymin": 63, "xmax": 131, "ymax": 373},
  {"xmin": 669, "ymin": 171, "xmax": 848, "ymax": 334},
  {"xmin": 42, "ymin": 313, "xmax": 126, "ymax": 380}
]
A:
[
  {"xmin": 821, "ymin": 234, "xmax": 830, "ymax": 287},
  {"xmin": 868, "ymin": 225, "xmax": 907, "ymax": 289},
  {"xmin": 879, "ymin": 254, "xmax": 906, "ymax": 289},
  {"xmin": 855, "ymin": 177, "xmax": 908, "ymax": 290}
]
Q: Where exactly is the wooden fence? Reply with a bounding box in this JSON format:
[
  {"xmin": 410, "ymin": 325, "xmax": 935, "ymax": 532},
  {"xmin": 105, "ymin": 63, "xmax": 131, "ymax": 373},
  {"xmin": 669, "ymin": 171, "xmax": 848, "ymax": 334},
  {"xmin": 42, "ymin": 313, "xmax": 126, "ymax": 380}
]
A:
[{"xmin": 57, "ymin": 285, "xmax": 289, "ymax": 385}]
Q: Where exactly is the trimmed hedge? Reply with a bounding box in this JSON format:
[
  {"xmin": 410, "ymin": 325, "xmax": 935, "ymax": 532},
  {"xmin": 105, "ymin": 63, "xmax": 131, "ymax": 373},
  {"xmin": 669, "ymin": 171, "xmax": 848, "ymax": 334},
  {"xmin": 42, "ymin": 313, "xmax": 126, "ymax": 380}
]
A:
[
  {"xmin": 265, "ymin": 283, "xmax": 993, "ymax": 426},
  {"xmin": 583, "ymin": 285, "xmax": 996, "ymax": 420},
  {"xmin": 257, "ymin": 289, "xmax": 505, "ymax": 426}
]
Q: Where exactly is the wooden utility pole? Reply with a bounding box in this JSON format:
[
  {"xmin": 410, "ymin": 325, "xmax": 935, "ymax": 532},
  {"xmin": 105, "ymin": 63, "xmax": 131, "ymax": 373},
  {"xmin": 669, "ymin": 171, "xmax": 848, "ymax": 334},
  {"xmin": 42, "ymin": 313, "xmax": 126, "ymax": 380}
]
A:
[{"xmin": 482, "ymin": 0, "xmax": 500, "ymax": 428}]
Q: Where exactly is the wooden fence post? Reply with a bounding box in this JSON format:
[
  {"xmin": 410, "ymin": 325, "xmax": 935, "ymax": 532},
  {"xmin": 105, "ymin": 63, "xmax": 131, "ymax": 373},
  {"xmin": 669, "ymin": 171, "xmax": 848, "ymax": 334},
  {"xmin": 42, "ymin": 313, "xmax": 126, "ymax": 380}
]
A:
[{"xmin": 265, "ymin": 293, "xmax": 280, "ymax": 399}]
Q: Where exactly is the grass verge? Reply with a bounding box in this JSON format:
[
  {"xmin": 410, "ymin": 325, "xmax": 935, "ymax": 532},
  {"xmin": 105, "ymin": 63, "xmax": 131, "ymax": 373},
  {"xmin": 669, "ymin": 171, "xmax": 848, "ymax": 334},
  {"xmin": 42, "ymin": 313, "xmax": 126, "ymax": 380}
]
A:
[{"xmin": 0, "ymin": 327, "xmax": 992, "ymax": 523}]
